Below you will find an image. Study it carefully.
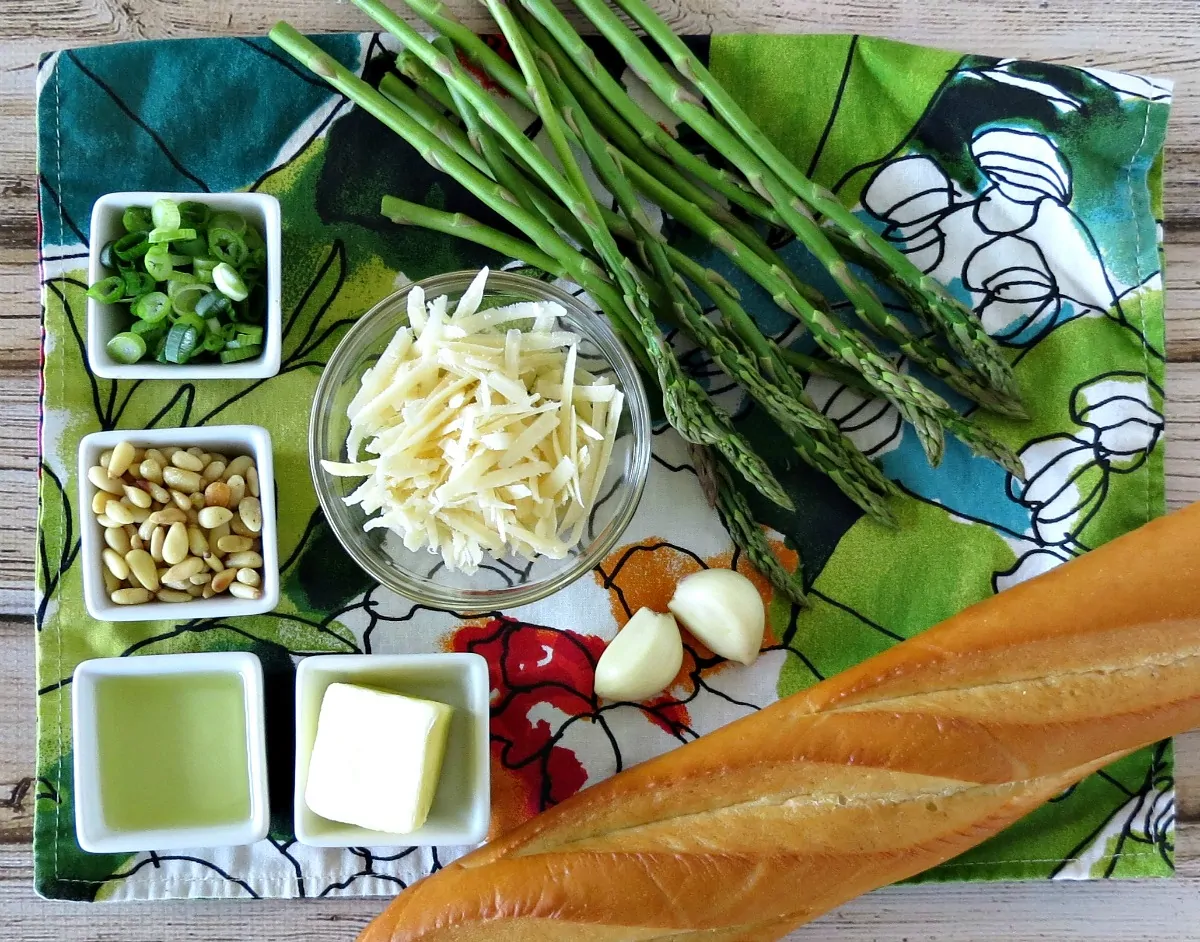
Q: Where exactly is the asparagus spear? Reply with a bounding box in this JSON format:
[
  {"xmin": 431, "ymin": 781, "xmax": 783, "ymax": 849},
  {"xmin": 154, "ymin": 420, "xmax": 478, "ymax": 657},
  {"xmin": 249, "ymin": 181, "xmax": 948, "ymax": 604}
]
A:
[
  {"xmin": 690, "ymin": 444, "xmax": 807, "ymax": 607},
  {"xmin": 377, "ymin": 73, "xmax": 490, "ymax": 175},
  {"xmin": 606, "ymin": 0, "xmax": 1018, "ymax": 404},
  {"xmin": 394, "ymin": 48, "xmax": 458, "ymax": 113}
]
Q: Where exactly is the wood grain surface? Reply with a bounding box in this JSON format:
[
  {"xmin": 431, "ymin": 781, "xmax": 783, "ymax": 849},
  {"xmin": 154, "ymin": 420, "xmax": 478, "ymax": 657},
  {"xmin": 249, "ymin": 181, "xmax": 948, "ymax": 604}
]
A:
[{"xmin": 2, "ymin": 1, "xmax": 1199, "ymax": 939}]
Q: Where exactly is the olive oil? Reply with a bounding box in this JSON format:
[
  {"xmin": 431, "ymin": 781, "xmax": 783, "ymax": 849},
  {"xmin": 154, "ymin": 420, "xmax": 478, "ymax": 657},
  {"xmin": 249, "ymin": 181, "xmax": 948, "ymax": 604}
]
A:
[{"xmin": 94, "ymin": 672, "xmax": 251, "ymax": 832}]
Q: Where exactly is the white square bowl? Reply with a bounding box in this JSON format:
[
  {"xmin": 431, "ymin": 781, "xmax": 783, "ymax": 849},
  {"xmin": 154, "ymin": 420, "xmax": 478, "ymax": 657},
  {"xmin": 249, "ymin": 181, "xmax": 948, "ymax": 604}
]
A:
[
  {"xmin": 294, "ymin": 653, "xmax": 491, "ymax": 847},
  {"xmin": 78, "ymin": 424, "xmax": 280, "ymax": 622},
  {"xmin": 86, "ymin": 191, "xmax": 282, "ymax": 380},
  {"xmin": 73, "ymin": 651, "xmax": 270, "ymax": 853}
]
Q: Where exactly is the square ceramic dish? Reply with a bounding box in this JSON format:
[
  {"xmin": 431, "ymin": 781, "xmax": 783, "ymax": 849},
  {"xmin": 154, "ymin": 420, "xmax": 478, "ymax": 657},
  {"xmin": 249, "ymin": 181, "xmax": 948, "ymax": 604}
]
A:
[
  {"xmin": 294, "ymin": 653, "xmax": 491, "ymax": 847},
  {"xmin": 72, "ymin": 651, "xmax": 270, "ymax": 853},
  {"xmin": 78, "ymin": 424, "xmax": 279, "ymax": 621},
  {"xmin": 86, "ymin": 191, "xmax": 282, "ymax": 380}
]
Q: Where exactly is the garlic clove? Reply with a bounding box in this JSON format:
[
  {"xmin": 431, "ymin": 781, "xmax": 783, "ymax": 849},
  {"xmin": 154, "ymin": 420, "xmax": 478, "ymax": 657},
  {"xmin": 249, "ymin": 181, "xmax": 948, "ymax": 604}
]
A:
[
  {"xmin": 594, "ymin": 608, "xmax": 683, "ymax": 702},
  {"xmin": 668, "ymin": 569, "xmax": 765, "ymax": 666}
]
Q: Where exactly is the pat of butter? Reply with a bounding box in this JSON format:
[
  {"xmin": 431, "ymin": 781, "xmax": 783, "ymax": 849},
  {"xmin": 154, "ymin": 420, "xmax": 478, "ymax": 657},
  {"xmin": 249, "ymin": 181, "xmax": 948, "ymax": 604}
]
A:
[{"xmin": 304, "ymin": 683, "xmax": 453, "ymax": 834}]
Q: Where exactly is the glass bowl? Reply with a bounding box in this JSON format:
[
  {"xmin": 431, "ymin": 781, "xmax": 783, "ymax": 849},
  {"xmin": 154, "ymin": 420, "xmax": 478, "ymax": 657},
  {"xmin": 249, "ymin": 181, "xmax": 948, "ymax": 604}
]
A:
[{"xmin": 309, "ymin": 270, "xmax": 651, "ymax": 612}]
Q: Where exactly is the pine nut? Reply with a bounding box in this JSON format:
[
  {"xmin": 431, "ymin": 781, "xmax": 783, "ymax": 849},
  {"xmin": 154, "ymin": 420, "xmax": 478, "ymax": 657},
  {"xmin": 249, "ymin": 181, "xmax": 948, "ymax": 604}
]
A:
[
  {"xmin": 216, "ymin": 535, "xmax": 253, "ymax": 554},
  {"xmin": 107, "ymin": 441, "xmax": 136, "ymax": 479},
  {"xmin": 208, "ymin": 521, "xmax": 231, "ymax": 545},
  {"xmin": 162, "ymin": 580, "xmax": 190, "ymax": 591},
  {"xmin": 228, "ymin": 582, "xmax": 262, "ymax": 601},
  {"xmin": 123, "ymin": 523, "xmax": 139, "ymax": 539},
  {"xmin": 156, "ymin": 589, "xmax": 192, "ymax": 603},
  {"xmin": 99, "ymin": 450, "xmax": 112, "ymax": 469},
  {"xmin": 202, "ymin": 585, "xmax": 216, "ymax": 599},
  {"xmin": 122, "ymin": 484, "xmax": 152, "ymax": 509},
  {"xmin": 163, "ymin": 557, "xmax": 205, "ymax": 583},
  {"xmin": 126, "ymin": 504, "xmax": 151, "ymax": 524},
  {"xmin": 211, "ymin": 569, "xmax": 236, "ymax": 593},
  {"xmin": 102, "ymin": 548, "xmax": 130, "ymax": 580},
  {"xmin": 237, "ymin": 496, "xmax": 262, "ymax": 533},
  {"xmin": 149, "ymin": 525, "xmax": 166, "ymax": 562},
  {"xmin": 157, "ymin": 567, "xmax": 170, "ymax": 580},
  {"xmin": 198, "ymin": 506, "xmax": 234, "ymax": 529},
  {"xmin": 104, "ymin": 526, "xmax": 131, "ymax": 555},
  {"xmin": 222, "ymin": 551, "xmax": 263, "ymax": 569},
  {"xmin": 162, "ymin": 522, "xmax": 189, "ymax": 565},
  {"xmin": 203, "ymin": 553, "xmax": 225, "ymax": 573},
  {"xmin": 102, "ymin": 568, "xmax": 123, "ymax": 595},
  {"xmin": 226, "ymin": 475, "xmax": 246, "ymax": 507},
  {"xmin": 186, "ymin": 525, "xmax": 209, "ymax": 557},
  {"xmin": 229, "ymin": 514, "xmax": 256, "ymax": 538},
  {"xmin": 186, "ymin": 584, "xmax": 205, "ymax": 597},
  {"xmin": 88, "ymin": 465, "xmax": 125, "ymax": 495},
  {"xmin": 112, "ymin": 588, "xmax": 152, "ymax": 605},
  {"xmin": 103, "ymin": 500, "xmax": 134, "ymax": 526},
  {"xmin": 224, "ymin": 455, "xmax": 253, "ymax": 481},
  {"xmin": 245, "ymin": 466, "xmax": 260, "ymax": 498},
  {"xmin": 148, "ymin": 507, "xmax": 187, "ymax": 526},
  {"xmin": 204, "ymin": 480, "xmax": 231, "ymax": 508},
  {"xmin": 236, "ymin": 568, "xmax": 261, "ymax": 588},
  {"xmin": 145, "ymin": 481, "xmax": 171, "ymax": 504},
  {"xmin": 189, "ymin": 572, "xmax": 212, "ymax": 586},
  {"xmin": 138, "ymin": 459, "xmax": 163, "ymax": 484},
  {"xmin": 145, "ymin": 448, "xmax": 168, "ymax": 467},
  {"xmin": 124, "ymin": 549, "xmax": 160, "ymax": 592},
  {"xmin": 129, "ymin": 532, "xmax": 144, "ymax": 551},
  {"xmin": 169, "ymin": 489, "xmax": 192, "ymax": 512},
  {"xmin": 202, "ymin": 460, "xmax": 226, "ymax": 483},
  {"xmin": 207, "ymin": 452, "xmax": 228, "ymax": 465},
  {"xmin": 171, "ymin": 451, "xmax": 204, "ymax": 473},
  {"xmin": 162, "ymin": 467, "xmax": 202, "ymax": 492},
  {"xmin": 91, "ymin": 491, "xmax": 110, "ymax": 515},
  {"xmin": 139, "ymin": 517, "xmax": 158, "ymax": 542},
  {"xmin": 187, "ymin": 446, "xmax": 206, "ymax": 459},
  {"xmin": 96, "ymin": 514, "xmax": 120, "ymax": 528},
  {"xmin": 185, "ymin": 507, "xmax": 200, "ymax": 526},
  {"xmin": 188, "ymin": 492, "xmax": 205, "ymax": 509}
]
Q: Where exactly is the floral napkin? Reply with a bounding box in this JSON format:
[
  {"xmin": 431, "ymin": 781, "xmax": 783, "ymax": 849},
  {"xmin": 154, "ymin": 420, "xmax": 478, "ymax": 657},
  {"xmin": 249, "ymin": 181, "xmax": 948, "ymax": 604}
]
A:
[{"xmin": 34, "ymin": 31, "xmax": 1171, "ymax": 899}]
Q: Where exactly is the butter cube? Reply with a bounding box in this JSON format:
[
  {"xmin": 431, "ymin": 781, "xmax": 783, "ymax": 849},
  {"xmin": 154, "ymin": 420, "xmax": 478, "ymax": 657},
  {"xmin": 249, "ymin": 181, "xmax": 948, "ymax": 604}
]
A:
[{"xmin": 304, "ymin": 683, "xmax": 453, "ymax": 834}]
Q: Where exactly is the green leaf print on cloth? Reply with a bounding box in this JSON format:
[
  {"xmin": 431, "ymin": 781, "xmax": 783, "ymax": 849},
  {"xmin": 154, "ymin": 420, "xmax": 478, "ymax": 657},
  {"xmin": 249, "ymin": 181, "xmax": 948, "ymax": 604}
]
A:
[{"xmin": 34, "ymin": 31, "xmax": 1171, "ymax": 900}]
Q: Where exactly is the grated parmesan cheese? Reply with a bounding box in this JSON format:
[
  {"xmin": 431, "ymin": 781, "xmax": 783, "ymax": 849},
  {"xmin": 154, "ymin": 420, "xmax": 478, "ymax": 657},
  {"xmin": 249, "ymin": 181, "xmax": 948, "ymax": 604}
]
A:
[{"xmin": 323, "ymin": 268, "xmax": 624, "ymax": 573}]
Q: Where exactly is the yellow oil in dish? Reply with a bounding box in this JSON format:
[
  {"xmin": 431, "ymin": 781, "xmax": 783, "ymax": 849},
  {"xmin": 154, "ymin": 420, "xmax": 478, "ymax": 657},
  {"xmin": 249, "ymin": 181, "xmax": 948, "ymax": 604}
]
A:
[{"xmin": 94, "ymin": 672, "xmax": 251, "ymax": 832}]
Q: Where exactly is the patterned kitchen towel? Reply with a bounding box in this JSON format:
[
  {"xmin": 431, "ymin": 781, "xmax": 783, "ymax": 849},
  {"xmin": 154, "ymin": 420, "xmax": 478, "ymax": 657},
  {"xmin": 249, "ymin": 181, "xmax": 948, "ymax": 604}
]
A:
[{"xmin": 34, "ymin": 31, "xmax": 1172, "ymax": 900}]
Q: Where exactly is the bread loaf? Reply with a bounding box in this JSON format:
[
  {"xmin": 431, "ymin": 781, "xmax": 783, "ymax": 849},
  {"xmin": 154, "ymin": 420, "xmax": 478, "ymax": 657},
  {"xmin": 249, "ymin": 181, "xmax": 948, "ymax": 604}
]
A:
[{"xmin": 362, "ymin": 502, "xmax": 1200, "ymax": 942}]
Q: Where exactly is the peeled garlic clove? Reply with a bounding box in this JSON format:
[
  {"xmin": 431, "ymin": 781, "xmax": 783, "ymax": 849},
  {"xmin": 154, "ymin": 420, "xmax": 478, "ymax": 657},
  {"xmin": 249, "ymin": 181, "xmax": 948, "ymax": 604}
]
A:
[
  {"xmin": 668, "ymin": 569, "xmax": 765, "ymax": 666},
  {"xmin": 594, "ymin": 608, "xmax": 683, "ymax": 702}
]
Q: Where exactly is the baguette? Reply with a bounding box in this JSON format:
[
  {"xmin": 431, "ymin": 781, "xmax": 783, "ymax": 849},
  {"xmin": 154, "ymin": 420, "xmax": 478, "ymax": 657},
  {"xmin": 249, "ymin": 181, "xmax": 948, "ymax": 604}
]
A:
[{"xmin": 362, "ymin": 502, "xmax": 1200, "ymax": 942}]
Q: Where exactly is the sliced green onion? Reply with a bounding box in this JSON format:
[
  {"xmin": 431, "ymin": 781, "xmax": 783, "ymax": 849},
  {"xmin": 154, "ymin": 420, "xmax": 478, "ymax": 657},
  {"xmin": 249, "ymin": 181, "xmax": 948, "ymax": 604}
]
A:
[
  {"xmin": 172, "ymin": 283, "xmax": 211, "ymax": 315},
  {"xmin": 233, "ymin": 324, "xmax": 264, "ymax": 344},
  {"xmin": 148, "ymin": 227, "xmax": 198, "ymax": 244},
  {"xmin": 113, "ymin": 231, "xmax": 150, "ymax": 261},
  {"xmin": 86, "ymin": 276, "xmax": 124, "ymax": 304},
  {"xmin": 166, "ymin": 271, "xmax": 199, "ymax": 290},
  {"xmin": 122, "ymin": 206, "xmax": 153, "ymax": 233},
  {"xmin": 151, "ymin": 198, "xmax": 181, "ymax": 231},
  {"xmin": 178, "ymin": 201, "xmax": 211, "ymax": 228},
  {"xmin": 208, "ymin": 227, "xmax": 248, "ymax": 266},
  {"xmin": 208, "ymin": 210, "xmax": 247, "ymax": 235},
  {"xmin": 99, "ymin": 241, "xmax": 118, "ymax": 269},
  {"xmin": 202, "ymin": 331, "xmax": 227, "ymax": 353},
  {"xmin": 106, "ymin": 332, "xmax": 147, "ymax": 364},
  {"xmin": 131, "ymin": 318, "xmax": 165, "ymax": 339},
  {"xmin": 219, "ymin": 344, "xmax": 262, "ymax": 363},
  {"xmin": 194, "ymin": 290, "xmax": 232, "ymax": 319},
  {"xmin": 173, "ymin": 236, "xmax": 209, "ymax": 257},
  {"xmin": 132, "ymin": 291, "xmax": 172, "ymax": 324},
  {"xmin": 173, "ymin": 311, "xmax": 208, "ymax": 335},
  {"xmin": 121, "ymin": 270, "xmax": 156, "ymax": 298},
  {"xmin": 144, "ymin": 244, "xmax": 175, "ymax": 280},
  {"xmin": 164, "ymin": 323, "xmax": 200, "ymax": 363},
  {"xmin": 213, "ymin": 262, "xmax": 249, "ymax": 301}
]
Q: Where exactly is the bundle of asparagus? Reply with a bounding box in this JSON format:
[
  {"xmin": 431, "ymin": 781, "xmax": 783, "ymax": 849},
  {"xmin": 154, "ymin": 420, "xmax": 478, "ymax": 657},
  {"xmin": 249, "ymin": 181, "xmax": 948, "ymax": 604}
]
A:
[{"xmin": 270, "ymin": 0, "xmax": 1026, "ymax": 605}]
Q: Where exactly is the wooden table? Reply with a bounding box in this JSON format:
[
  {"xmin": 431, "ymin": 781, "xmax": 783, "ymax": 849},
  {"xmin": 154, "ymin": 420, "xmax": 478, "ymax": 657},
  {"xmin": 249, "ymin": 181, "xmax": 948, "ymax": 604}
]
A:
[{"xmin": 2, "ymin": 1, "xmax": 1199, "ymax": 938}]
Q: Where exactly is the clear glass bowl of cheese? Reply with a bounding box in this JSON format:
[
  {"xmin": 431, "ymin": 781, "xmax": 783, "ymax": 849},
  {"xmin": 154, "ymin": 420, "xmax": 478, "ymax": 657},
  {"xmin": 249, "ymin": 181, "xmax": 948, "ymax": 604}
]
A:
[{"xmin": 310, "ymin": 270, "xmax": 652, "ymax": 612}]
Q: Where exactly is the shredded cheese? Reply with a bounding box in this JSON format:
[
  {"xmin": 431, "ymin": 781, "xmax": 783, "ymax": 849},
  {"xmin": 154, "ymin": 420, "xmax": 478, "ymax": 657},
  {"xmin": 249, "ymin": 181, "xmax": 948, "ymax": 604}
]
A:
[{"xmin": 323, "ymin": 268, "xmax": 624, "ymax": 573}]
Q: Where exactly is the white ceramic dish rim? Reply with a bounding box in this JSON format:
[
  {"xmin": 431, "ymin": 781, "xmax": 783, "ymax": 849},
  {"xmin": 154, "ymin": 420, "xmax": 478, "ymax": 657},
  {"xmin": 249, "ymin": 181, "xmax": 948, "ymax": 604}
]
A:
[
  {"xmin": 77, "ymin": 424, "xmax": 280, "ymax": 622},
  {"xmin": 72, "ymin": 651, "xmax": 270, "ymax": 854},
  {"xmin": 86, "ymin": 191, "xmax": 282, "ymax": 380},
  {"xmin": 293, "ymin": 653, "xmax": 492, "ymax": 847}
]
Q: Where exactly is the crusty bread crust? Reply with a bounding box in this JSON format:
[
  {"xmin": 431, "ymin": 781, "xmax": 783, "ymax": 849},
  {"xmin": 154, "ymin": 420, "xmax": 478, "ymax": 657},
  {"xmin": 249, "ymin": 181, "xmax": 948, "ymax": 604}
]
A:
[{"xmin": 362, "ymin": 502, "xmax": 1200, "ymax": 942}]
